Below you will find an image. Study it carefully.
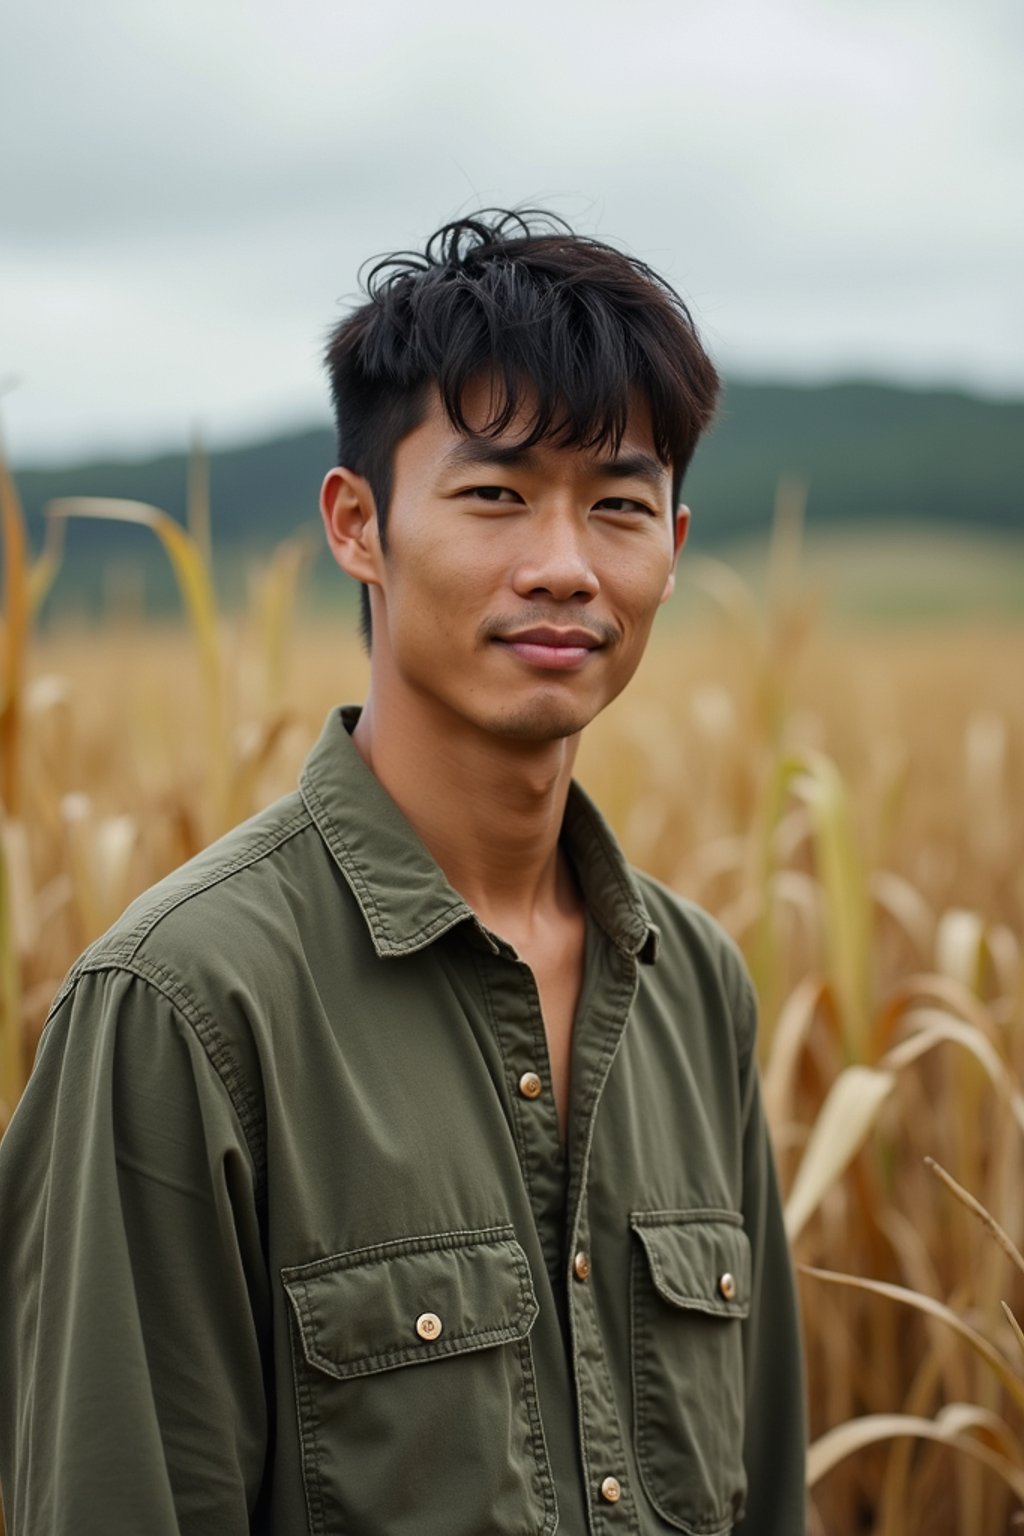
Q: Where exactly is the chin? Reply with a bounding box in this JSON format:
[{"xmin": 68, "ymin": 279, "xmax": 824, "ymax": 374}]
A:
[{"xmin": 483, "ymin": 696, "xmax": 594, "ymax": 743}]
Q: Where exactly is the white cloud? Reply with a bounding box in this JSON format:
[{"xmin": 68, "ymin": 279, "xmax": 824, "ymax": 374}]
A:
[{"xmin": 2, "ymin": 0, "xmax": 1021, "ymax": 462}]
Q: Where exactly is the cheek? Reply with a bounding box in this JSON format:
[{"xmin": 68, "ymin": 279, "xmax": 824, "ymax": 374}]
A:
[
  {"xmin": 607, "ymin": 548, "xmax": 675, "ymax": 619},
  {"xmin": 396, "ymin": 525, "xmax": 503, "ymax": 602},
  {"xmin": 386, "ymin": 532, "xmax": 499, "ymax": 640}
]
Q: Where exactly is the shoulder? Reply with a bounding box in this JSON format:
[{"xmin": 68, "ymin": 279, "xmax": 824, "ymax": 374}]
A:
[
  {"xmin": 632, "ymin": 869, "xmax": 758, "ymax": 1067},
  {"xmin": 39, "ymin": 790, "xmax": 342, "ymax": 1181},
  {"xmin": 51, "ymin": 788, "xmax": 333, "ymax": 1021}
]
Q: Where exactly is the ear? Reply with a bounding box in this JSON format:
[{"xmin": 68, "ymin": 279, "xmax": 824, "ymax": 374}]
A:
[
  {"xmin": 659, "ymin": 503, "xmax": 691, "ymax": 603},
  {"xmin": 320, "ymin": 467, "xmax": 382, "ymax": 586}
]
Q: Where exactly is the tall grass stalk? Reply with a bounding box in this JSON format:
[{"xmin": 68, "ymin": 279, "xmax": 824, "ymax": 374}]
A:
[{"xmin": 0, "ymin": 461, "xmax": 1020, "ymax": 1531}]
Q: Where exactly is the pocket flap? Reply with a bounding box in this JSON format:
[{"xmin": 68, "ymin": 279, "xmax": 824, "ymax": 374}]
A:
[
  {"xmin": 282, "ymin": 1223, "xmax": 538, "ymax": 1380},
  {"xmin": 631, "ymin": 1211, "xmax": 751, "ymax": 1319}
]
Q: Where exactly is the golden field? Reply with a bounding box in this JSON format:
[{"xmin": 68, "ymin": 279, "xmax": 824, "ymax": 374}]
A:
[{"xmin": 2, "ymin": 473, "xmax": 1023, "ymax": 1533}]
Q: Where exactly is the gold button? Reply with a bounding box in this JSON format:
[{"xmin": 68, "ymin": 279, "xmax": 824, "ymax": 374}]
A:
[
  {"xmin": 573, "ymin": 1250, "xmax": 591, "ymax": 1281},
  {"xmin": 415, "ymin": 1311, "xmax": 442, "ymax": 1340},
  {"xmin": 600, "ymin": 1475, "xmax": 622, "ymax": 1504},
  {"xmin": 518, "ymin": 1070, "xmax": 543, "ymax": 1100},
  {"xmin": 718, "ymin": 1272, "xmax": 736, "ymax": 1301}
]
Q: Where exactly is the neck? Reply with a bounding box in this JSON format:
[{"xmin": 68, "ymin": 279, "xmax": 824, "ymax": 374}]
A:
[{"xmin": 351, "ymin": 689, "xmax": 581, "ymax": 941}]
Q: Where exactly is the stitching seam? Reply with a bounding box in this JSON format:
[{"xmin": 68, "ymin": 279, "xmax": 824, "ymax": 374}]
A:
[
  {"xmin": 116, "ymin": 807, "xmax": 311, "ymax": 961},
  {"xmin": 301, "ymin": 773, "xmax": 466, "ymax": 954},
  {"xmin": 51, "ymin": 959, "xmax": 266, "ymax": 1202},
  {"xmin": 281, "ymin": 1222, "xmax": 516, "ymax": 1279}
]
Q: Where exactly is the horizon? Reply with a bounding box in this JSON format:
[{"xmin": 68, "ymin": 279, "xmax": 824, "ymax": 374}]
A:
[{"xmin": 8, "ymin": 369, "xmax": 1023, "ymax": 475}]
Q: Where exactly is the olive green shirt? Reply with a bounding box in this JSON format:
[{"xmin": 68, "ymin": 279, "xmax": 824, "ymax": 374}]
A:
[{"xmin": 0, "ymin": 706, "xmax": 805, "ymax": 1536}]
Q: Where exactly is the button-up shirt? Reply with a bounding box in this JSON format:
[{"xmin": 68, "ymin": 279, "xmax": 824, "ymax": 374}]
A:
[{"xmin": 0, "ymin": 706, "xmax": 805, "ymax": 1536}]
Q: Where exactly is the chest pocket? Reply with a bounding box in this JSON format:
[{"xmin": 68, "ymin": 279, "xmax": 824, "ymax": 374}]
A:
[
  {"xmin": 630, "ymin": 1211, "xmax": 751, "ymax": 1535},
  {"xmin": 282, "ymin": 1223, "xmax": 557, "ymax": 1536}
]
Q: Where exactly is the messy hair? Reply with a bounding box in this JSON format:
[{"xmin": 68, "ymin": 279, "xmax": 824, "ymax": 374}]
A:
[{"xmin": 324, "ymin": 209, "xmax": 720, "ymax": 645}]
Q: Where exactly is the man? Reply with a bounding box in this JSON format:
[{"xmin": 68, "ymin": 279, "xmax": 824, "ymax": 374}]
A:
[{"xmin": 0, "ymin": 209, "xmax": 805, "ymax": 1534}]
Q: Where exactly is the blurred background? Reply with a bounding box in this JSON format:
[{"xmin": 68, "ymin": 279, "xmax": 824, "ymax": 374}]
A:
[
  {"xmin": 2, "ymin": 2, "xmax": 1023, "ymax": 1532},
  {"xmin": 3, "ymin": 0, "xmax": 1022, "ymax": 618}
]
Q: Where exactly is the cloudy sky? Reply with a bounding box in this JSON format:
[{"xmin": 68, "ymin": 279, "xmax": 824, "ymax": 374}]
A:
[{"xmin": 2, "ymin": 0, "xmax": 1021, "ymax": 465}]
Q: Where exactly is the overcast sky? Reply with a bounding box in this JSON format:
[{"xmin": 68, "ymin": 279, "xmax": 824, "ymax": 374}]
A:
[{"xmin": 2, "ymin": 0, "xmax": 1021, "ymax": 466}]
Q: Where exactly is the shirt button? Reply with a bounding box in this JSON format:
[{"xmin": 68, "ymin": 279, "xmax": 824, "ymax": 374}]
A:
[
  {"xmin": 718, "ymin": 1272, "xmax": 736, "ymax": 1301},
  {"xmin": 573, "ymin": 1250, "xmax": 591, "ymax": 1281},
  {"xmin": 600, "ymin": 1475, "xmax": 622, "ymax": 1504},
  {"xmin": 415, "ymin": 1311, "xmax": 443, "ymax": 1340},
  {"xmin": 518, "ymin": 1070, "xmax": 543, "ymax": 1099}
]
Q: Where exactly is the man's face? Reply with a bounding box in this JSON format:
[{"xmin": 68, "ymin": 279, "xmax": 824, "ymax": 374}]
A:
[{"xmin": 336, "ymin": 381, "xmax": 687, "ymax": 744}]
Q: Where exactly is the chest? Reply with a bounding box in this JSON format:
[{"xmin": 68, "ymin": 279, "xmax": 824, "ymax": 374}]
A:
[
  {"xmin": 259, "ymin": 924, "xmax": 745, "ymax": 1254},
  {"xmin": 260, "ymin": 934, "xmax": 749, "ymax": 1536}
]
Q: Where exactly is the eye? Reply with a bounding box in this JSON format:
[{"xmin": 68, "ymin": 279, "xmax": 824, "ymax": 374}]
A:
[
  {"xmin": 595, "ymin": 495, "xmax": 656, "ymax": 516},
  {"xmin": 461, "ymin": 485, "xmax": 523, "ymax": 503}
]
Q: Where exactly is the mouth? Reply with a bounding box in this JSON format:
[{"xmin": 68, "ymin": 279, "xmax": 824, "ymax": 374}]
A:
[{"xmin": 493, "ymin": 626, "xmax": 606, "ymax": 672}]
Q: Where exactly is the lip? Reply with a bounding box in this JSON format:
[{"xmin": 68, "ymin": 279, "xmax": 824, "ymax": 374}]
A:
[
  {"xmin": 498, "ymin": 627, "xmax": 604, "ymax": 649},
  {"xmin": 494, "ymin": 626, "xmax": 606, "ymax": 673}
]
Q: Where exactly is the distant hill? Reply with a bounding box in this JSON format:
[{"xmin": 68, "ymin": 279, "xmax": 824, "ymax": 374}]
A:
[
  {"xmin": 11, "ymin": 378, "xmax": 1024, "ymax": 617},
  {"xmin": 688, "ymin": 380, "xmax": 1022, "ymax": 537}
]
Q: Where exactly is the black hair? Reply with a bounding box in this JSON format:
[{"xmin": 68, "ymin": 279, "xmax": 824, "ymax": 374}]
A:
[{"xmin": 323, "ymin": 209, "xmax": 720, "ymax": 646}]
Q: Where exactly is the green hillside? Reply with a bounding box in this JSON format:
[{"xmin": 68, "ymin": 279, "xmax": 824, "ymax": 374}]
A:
[
  {"xmin": 11, "ymin": 378, "xmax": 1023, "ymax": 617},
  {"xmin": 685, "ymin": 380, "xmax": 1023, "ymax": 537}
]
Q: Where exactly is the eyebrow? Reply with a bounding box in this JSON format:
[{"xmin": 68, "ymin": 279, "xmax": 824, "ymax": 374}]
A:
[{"xmin": 441, "ymin": 439, "xmax": 669, "ymax": 490}]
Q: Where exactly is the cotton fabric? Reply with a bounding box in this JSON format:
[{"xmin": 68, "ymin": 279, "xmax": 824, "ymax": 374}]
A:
[{"xmin": 0, "ymin": 705, "xmax": 805, "ymax": 1535}]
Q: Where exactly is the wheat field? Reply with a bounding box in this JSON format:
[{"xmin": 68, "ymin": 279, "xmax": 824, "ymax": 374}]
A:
[{"xmin": 2, "ymin": 467, "xmax": 1023, "ymax": 1533}]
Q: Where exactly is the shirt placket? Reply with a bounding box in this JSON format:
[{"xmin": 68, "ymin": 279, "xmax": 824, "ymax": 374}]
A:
[
  {"xmin": 475, "ymin": 939, "xmax": 568, "ymax": 1303},
  {"xmin": 478, "ymin": 920, "xmax": 643, "ymax": 1536},
  {"xmin": 564, "ymin": 938, "xmax": 643, "ymax": 1536}
]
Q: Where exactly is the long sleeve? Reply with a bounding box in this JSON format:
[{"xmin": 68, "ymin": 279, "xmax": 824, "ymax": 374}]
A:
[
  {"xmin": 736, "ymin": 981, "xmax": 808, "ymax": 1534},
  {"xmin": 0, "ymin": 966, "xmax": 270, "ymax": 1536}
]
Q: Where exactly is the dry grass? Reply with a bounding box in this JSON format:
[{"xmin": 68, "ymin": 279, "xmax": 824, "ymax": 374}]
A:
[{"xmin": 2, "ymin": 471, "xmax": 1023, "ymax": 1533}]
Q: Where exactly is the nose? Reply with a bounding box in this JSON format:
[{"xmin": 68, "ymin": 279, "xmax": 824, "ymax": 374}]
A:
[{"xmin": 511, "ymin": 508, "xmax": 599, "ymax": 604}]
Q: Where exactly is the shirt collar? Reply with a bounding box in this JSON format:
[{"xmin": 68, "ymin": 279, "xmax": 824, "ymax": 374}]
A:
[{"xmin": 299, "ymin": 706, "xmax": 660, "ymax": 963}]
